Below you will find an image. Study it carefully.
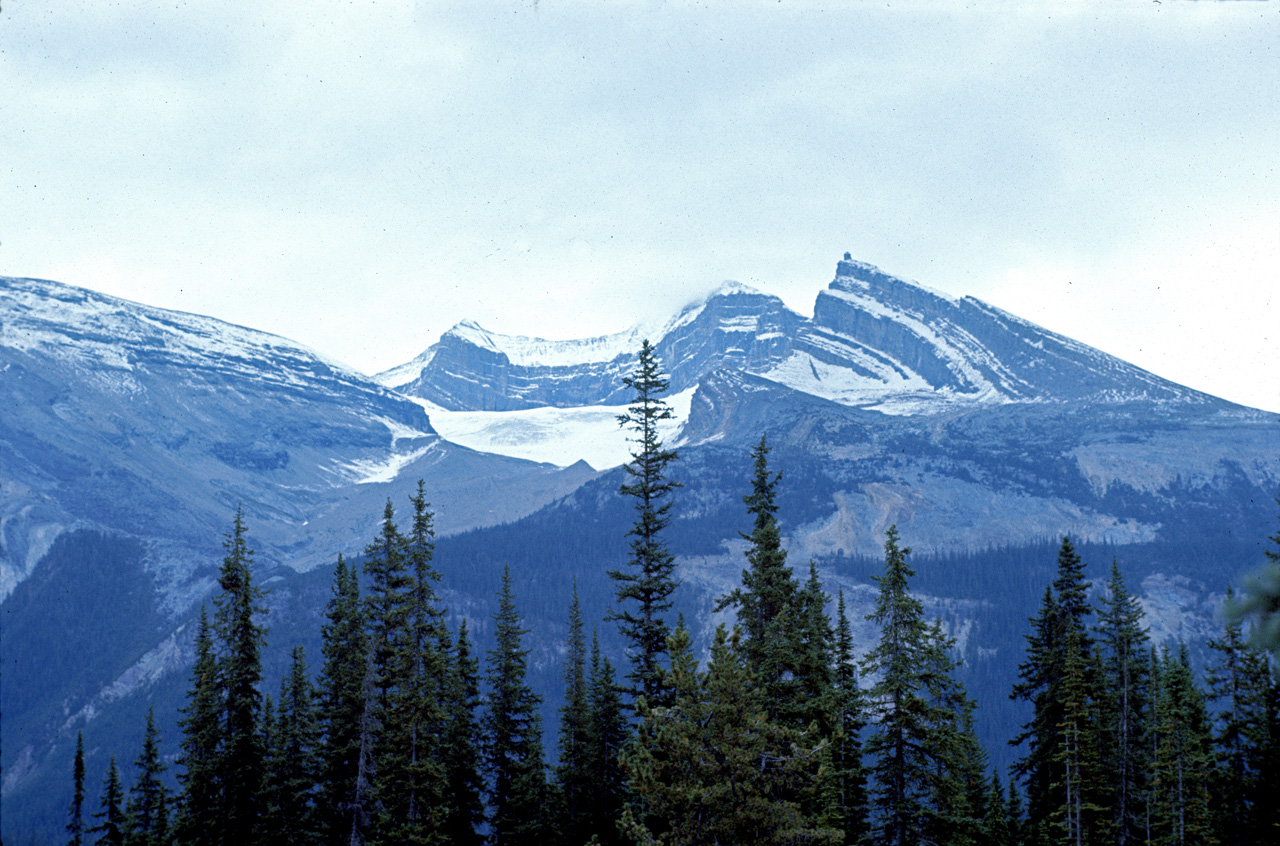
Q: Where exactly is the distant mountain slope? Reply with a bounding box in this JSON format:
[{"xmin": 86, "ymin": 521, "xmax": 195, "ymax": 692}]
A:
[{"xmin": 0, "ymin": 276, "xmax": 595, "ymax": 602}]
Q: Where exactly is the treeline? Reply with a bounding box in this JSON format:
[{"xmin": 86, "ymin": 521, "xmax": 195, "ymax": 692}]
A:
[{"xmin": 64, "ymin": 342, "xmax": 1280, "ymax": 846}]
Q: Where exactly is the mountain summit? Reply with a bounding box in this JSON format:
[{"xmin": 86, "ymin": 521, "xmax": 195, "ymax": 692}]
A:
[{"xmin": 381, "ymin": 256, "xmax": 1223, "ymax": 416}]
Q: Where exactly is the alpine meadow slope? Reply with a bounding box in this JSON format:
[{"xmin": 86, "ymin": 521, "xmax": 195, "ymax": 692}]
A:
[{"xmin": 2, "ymin": 256, "xmax": 1277, "ymax": 840}]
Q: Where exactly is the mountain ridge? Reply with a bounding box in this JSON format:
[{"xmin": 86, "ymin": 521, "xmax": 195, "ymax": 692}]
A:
[{"xmin": 380, "ymin": 256, "xmax": 1232, "ymax": 419}]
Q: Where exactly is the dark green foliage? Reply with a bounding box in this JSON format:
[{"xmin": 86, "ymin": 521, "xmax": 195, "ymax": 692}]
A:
[
  {"xmin": 316, "ymin": 555, "xmax": 367, "ymax": 846},
  {"xmin": 861, "ymin": 526, "xmax": 981, "ymax": 846},
  {"xmin": 482, "ymin": 566, "xmax": 548, "ymax": 845},
  {"xmin": 1150, "ymin": 644, "xmax": 1216, "ymax": 846},
  {"xmin": 621, "ymin": 622, "xmax": 840, "ymax": 846},
  {"xmin": 374, "ymin": 482, "xmax": 450, "ymax": 844},
  {"xmin": 822, "ymin": 590, "xmax": 868, "ymax": 844},
  {"xmin": 363, "ymin": 500, "xmax": 411, "ymax": 709},
  {"xmin": 262, "ymin": 646, "xmax": 319, "ymax": 846},
  {"xmin": 1206, "ymin": 597, "xmax": 1271, "ymax": 846},
  {"xmin": 716, "ymin": 434, "xmax": 801, "ymax": 721},
  {"xmin": 442, "ymin": 621, "xmax": 485, "ymax": 846},
  {"xmin": 609, "ymin": 339, "xmax": 681, "ymax": 708},
  {"xmin": 174, "ymin": 606, "xmax": 220, "ymax": 846},
  {"xmin": 1010, "ymin": 536, "xmax": 1105, "ymax": 846},
  {"xmin": 984, "ymin": 770, "xmax": 1014, "ymax": 846},
  {"xmin": 582, "ymin": 629, "xmax": 627, "ymax": 846},
  {"xmin": 212, "ymin": 508, "xmax": 268, "ymax": 844},
  {"xmin": 89, "ymin": 757, "xmax": 125, "ymax": 846},
  {"xmin": 122, "ymin": 707, "xmax": 168, "ymax": 846},
  {"xmin": 556, "ymin": 585, "xmax": 591, "ymax": 845},
  {"xmin": 67, "ymin": 731, "xmax": 86, "ymax": 846},
  {"xmin": 1095, "ymin": 560, "xmax": 1151, "ymax": 846}
]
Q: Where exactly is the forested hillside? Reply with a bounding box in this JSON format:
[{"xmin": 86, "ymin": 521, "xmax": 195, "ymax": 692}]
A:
[{"xmin": 23, "ymin": 350, "xmax": 1280, "ymax": 846}]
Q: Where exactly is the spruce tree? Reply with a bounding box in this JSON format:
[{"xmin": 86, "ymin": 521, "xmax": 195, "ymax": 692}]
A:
[
  {"xmin": 122, "ymin": 706, "xmax": 169, "ymax": 846},
  {"xmin": 921, "ymin": 620, "xmax": 985, "ymax": 846},
  {"xmin": 582, "ymin": 628, "xmax": 627, "ymax": 846},
  {"xmin": 1095, "ymin": 560, "xmax": 1151, "ymax": 846},
  {"xmin": 824, "ymin": 589, "xmax": 868, "ymax": 844},
  {"xmin": 441, "ymin": 621, "xmax": 485, "ymax": 846},
  {"xmin": 1010, "ymin": 537, "xmax": 1104, "ymax": 846},
  {"xmin": 263, "ymin": 646, "xmax": 319, "ymax": 846},
  {"xmin": 984, "ymin": 769, "xmax": 1014, "ymax": 846},
  {"xmin": 316, "ymin": 554, "xmax": 368, "ymax": 846},
  {"xmin": 716, "ymin": 434, "xmax": 801, "ymax": 720},
  {"xmin": 68, "ymin": 730, "xmax": 86, "ymax": 846},
  {"xmin": 175, "ymin": 605, "xmax": 221, "ymax": 846},
  {"xmin": 861, "ymin": 526, "xmax": 978, "ymax": 846},
  {"xmin": 556, "ymin": 584, "xmax": 591, "ymax": 845},
  {"xmin": 621, "ymin": 622, "xmax": 839, "ymax": 846},
  {"xmin": 796, "ymin": 561, "xmax": 835, "ymax": 728},
  {"xmin": 1206, "ymin": 594, "xmax": 1270, "ymax": 846},
  {"xmin": 1150, "ymin": 644, "xmax": 1216, "ymax": 846},
  {"xmin": 363, "ymin": 499, "xmax": 410, "ymax": 709},
  {"xmin": 609, "ymin": 339, "xmax": 680, "ymax": 708},
  {"xmin": 90, "ymin": 757, "xmax": 125, "ymax": 846},
  {"xmin": 482, "ymin": 566, "xmax": 546, "ymax": 845},
  {"xmin": 376, "ymin": 482, "xmax": 449, "ymax": 844},
  {"xmin": 212, "ymin": 508, "xmax": 267, "ymax": 844}
]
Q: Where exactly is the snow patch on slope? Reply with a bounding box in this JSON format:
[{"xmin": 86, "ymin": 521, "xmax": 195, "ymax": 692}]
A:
[
  {"xmin": 417, "ymin": 388, "xmax": 695, "ymax": 469},
  {"xmin": 334, "ymin": 441, "xmax": 442, "ymax": 485}
]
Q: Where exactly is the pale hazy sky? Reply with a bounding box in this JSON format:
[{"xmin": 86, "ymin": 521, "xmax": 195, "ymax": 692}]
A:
[{"xmin": 3, "ymin": 1, "xmax": 1278, "ymax": 411}]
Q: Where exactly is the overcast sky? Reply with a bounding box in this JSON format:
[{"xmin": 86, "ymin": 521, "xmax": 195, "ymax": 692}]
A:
[{"xmin": 3, "ymin": 1, "xmax": 1277, "ymax": 412}]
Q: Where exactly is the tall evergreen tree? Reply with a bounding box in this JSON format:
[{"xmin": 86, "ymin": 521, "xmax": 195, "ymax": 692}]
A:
[
  {"xmin": 262, "ymin": 646, "xmax": 319, "ymax": 846},
  {"xmin": 621, "ymin": 622, "xmax": 840, "ymax": 846},
  {"xmin": 582, "ymin": 628, "xmax": 627, "ymax": 846},
  {"xmin": 984, "ymin": 769, "xmax": 1014, "ymax": 846},
  {"xmin": 89, "ymin": 757, "xmax": 125, "ymax": 846},
  {"xmin": 1206, "ymin": 593, "xmax": 1270, "ymax": 846},
  {"xmin": 482, "ymin": 566, "xmax": 547, "ymax": 845},
  {"xmin": 442, "ymin": 620, "xmax": 485, "ymax": 846},
  {"xmin": 175, "ymin": 605, "xmax": 221, "ymax": 846},
  {"xmin": 68, "ymin": 730, "xmax": 86, "ymax": 846},
  {"xmin": 823, "ymin": 589, "xmax": 868, "ymax": 844},
  {"xmin": 375, "ymin": 482, "xmax": 449, "ymax": 844},
  {"xmin": 716, "ymin": 434, "xmax": 801, "ymax": 720},
  {"xmin": 316, "ymin": 555, "xmax": 368, "ymax": 846},
  {"xmin": 1010, "ymin": 537, "xmax": 1104, "ymax": 846},
  {"xmin": 122, "ymin": 707, "xmax": 169, "ymax": 846},
  {"xmin": 1150, "ymin": 644, "xmax": 1216, "ymax": 846},
  {"xmin": 556, "ymin": 584, "xmax": 591, "ymax": 845},
  {"xmin": 1095, "ymin": 560, "xmax": 1151, "ymax": 846},
  {"xmin": 861, "ymin": 527, "xmax": 979, "ymax": 846},
  {"xmin": 921, "ymin": 620, "xmax": 986, "ymax": 846},
  {"xmin": 609, "ymin": 339, "xmax": 680, "ymax": 708},
  {"xmin": 363, "ymin": 500, "xmax": 410, "ymax": 709},
  {"xmin": 212, "ymin": 508, "xmax": 267, "ymax": 844}
]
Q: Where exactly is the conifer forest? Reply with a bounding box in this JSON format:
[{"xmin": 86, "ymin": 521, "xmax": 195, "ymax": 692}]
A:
[{"xmin": 55, "ymin": 344, "xmax": 1280, "ymax": 846}]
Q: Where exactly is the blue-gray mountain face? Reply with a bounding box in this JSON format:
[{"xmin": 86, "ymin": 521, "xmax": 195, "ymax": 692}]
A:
[{"xmin": 2, "ymin": 258, "xmax": 1276, "ymax": 839}]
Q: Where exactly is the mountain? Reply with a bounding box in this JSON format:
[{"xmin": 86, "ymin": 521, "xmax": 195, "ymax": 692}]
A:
[
  {"xmin": 3, "ymin": 257, "xmax": 1276, "ymax": 840},
  {"xmin": 0, "ymin": 276, "xmax": 596, "ymax": 600},
  {"xmin": 382, "ymin": 256, "xmax": 1219, "ymax": 419}
]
